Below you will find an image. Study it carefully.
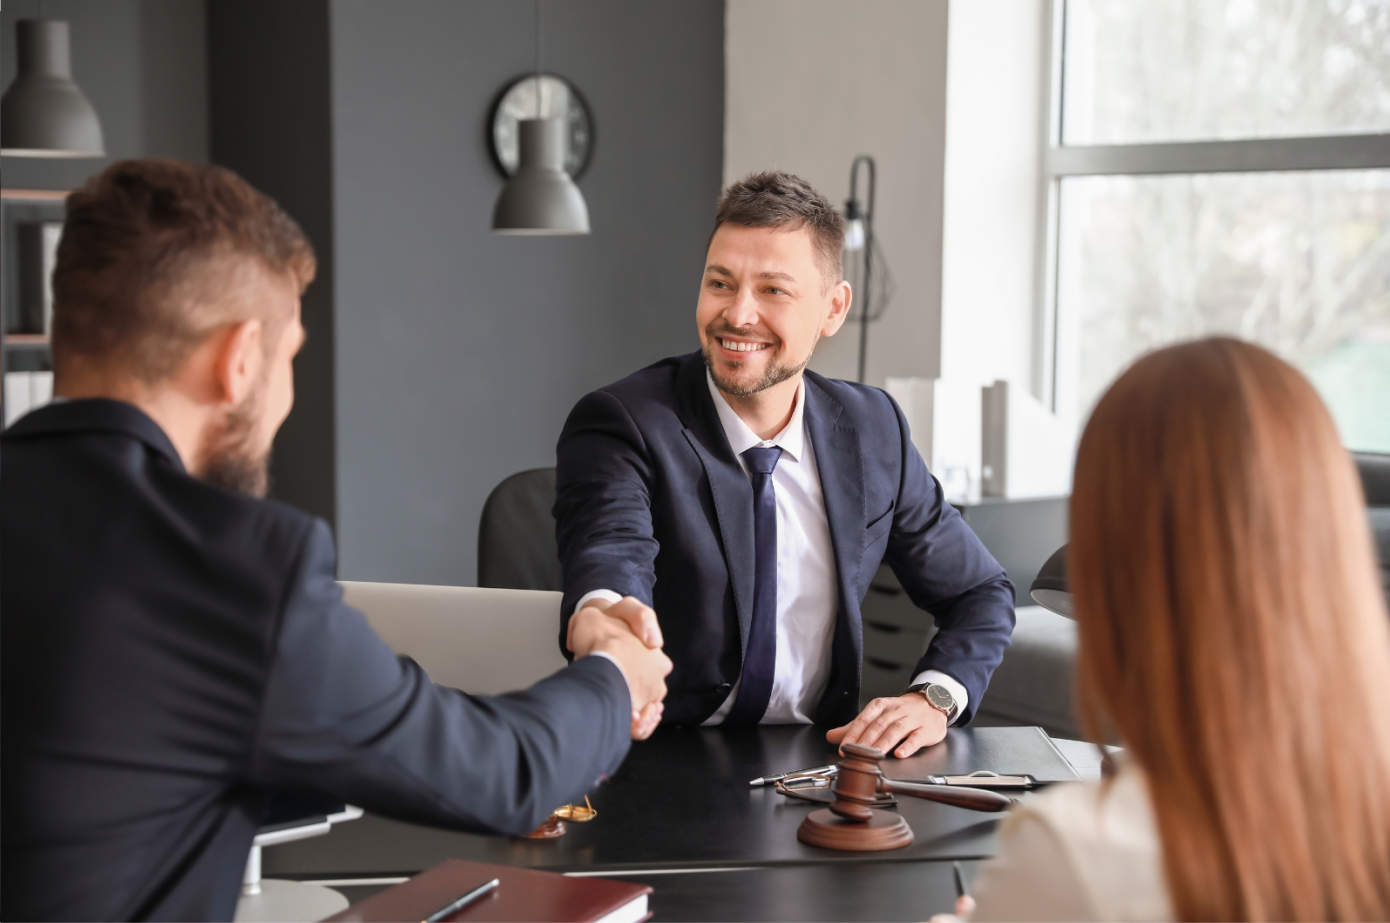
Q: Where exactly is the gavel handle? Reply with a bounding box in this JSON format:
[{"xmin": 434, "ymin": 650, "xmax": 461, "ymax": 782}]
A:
[{"xmin": 878, "ymin": 779, "xmax": 1015, "ymax": 812}]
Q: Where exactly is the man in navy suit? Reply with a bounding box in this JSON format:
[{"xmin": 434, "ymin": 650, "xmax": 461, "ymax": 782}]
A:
[
  {"xmin": 1, "ymin": 160, "xmax": 671, "ymax": 921},
  {"xmin": 555, "ymin": 172, "xmax": 1014, "ymax": 756}
]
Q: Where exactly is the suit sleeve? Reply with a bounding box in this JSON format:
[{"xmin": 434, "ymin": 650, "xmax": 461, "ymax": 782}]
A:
[
  {"xmin": 247, "ymin": 520, "xmax": 632, "ymax": 837},
  {"xmin": 553, "ymin": 389, "xmax": 660, "ymax": 658},
  {"xmin": 881, "ymin": 397, "xmax": 1016, "ymax": 726}
]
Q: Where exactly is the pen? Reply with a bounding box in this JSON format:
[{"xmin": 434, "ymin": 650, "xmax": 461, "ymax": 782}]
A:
[
  {"xmin": 749, "ymin": 764, "xmax": 837, "ymax": 787},
  {"xmin": 953, "ymin": 861, "xmax": 970, "ymax": 900},
  {"xmin": 422, "ymin": 877, "xmax": 500, "ymax": 923}
]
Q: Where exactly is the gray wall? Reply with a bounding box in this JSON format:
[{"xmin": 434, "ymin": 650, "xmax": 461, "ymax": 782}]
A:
[
  {"xmin": 0, "ymin": 0, "xmax": 208, "ymax": 190},
  {"xmin": 725, "ymin": 0, "xmax": 949, "ymax": 388},
  {"xmin": 330, "ymin": 1, "xmax": 725, "ymax": 585}
]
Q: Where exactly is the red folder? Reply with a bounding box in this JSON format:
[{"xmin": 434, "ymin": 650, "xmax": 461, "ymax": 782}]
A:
[{"xmin": 325, "ymin": 858, "xmax": 652, "ymax": 923}]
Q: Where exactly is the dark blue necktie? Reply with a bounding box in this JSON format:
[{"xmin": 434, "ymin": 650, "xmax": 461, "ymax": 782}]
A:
[{"xmin": 724, "ymin": 445, "xmax": 783, "ymax": 726}]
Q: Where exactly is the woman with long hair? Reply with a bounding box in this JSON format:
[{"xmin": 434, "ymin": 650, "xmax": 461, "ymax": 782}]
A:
[{"xmin": 966, "ymin": 337, "xmax": 1390, "ymax": 921}]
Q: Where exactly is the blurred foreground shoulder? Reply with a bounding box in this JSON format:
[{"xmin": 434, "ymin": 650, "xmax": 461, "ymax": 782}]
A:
[{"xmin": 970, "ymin": 764, "xmax": 1171, "ymax": 922}]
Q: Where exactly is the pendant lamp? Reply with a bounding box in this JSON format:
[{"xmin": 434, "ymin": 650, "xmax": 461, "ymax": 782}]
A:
[
  {"xmin": 491, "ymin": 0, "xmax": 589, "ymax": 235},
  {"xmin": 1, "ymin": 19, "xmax": 105, "ymax": 158}
]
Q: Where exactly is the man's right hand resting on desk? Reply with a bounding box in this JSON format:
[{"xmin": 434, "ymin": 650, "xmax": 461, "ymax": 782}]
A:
[{"xmin": 569, "ymin": 597, "xmax": 673, "ymax": 740}]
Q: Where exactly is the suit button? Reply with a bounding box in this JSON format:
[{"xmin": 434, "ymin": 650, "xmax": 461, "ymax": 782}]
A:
[{"xmin": 716, "ymin": 683, "xmax": 732, "ymax": 693}]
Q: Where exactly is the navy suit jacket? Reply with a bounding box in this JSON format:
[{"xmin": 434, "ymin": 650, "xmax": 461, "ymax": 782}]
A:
[
  {"xmin": 555, "ymin": 352, "xmax": 1015, "ymax": 728},
  {"xmin": 1, "ymin": 400, "xmax": 632, "ymax": 922}
]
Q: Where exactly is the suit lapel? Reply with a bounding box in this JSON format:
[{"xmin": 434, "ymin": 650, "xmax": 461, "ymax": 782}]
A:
[
  {"xmin": 675, "ymin": 354, "xmax": 756, "ymax": 656},
  {"xmin": 804, "ymin": 376, "xmax": 866, "ymax": 688}
]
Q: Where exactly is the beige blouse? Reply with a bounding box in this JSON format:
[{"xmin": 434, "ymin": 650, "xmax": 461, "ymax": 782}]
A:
[{"xmin": 970, "ymin": 763, "xmax": 1173, "ymax": 922}]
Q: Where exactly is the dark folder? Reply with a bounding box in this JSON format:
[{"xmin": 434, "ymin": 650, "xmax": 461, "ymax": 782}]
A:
[
  {"xmin": 325, "ymin": 858, "xmax": 652, "ymax": 923},
  {"xmin": 891, "ymin": 726, "xmax": 1084, "ymax": 785}
]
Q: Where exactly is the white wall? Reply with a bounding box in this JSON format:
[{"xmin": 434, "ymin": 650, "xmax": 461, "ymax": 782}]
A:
[
  {"xmin": 724, "ymin": 0, "xmax": 950, "ymax": 385},
  {"xmin": 939, "ymin": 0, "xmax": 1048, "ymax": 396}
]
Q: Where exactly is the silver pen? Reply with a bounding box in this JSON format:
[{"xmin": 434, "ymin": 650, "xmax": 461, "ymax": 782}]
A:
[{"xmin": 749, "ymin": 763, "xmax": 838, "ymax": 787}]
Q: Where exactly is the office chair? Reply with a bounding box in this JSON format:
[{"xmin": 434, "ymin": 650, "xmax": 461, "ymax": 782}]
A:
[
  {"xmin": 1354, "ymin": 453, "xmax": 1390, "ymax": 609},
  {"xmin": 477, "ymin": 467, "xmax": 563, "ymax": 591}
]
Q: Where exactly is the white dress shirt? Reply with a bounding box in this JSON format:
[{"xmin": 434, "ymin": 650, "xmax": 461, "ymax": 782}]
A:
[{"xmin": 574, "ymin": 371, "xmax": 967, "ymax": 725}]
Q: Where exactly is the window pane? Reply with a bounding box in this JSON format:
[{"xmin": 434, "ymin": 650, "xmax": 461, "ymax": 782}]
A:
[
  {"xmin": 1055, "ymin": 170, "xmax": 1390, "ymax": 452},
  {"xmin": 1063, "ymin": 0, "xmax": 1390, "ymax": 144}
]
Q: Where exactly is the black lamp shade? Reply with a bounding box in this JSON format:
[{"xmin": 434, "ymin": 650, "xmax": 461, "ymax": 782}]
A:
[
  {"xmin": 491, "ymin": 118, "xmax": 589, "ymax": 235},
  {"xmin": 1030, "ymin": 544, "xmax": 1074, "ymax": 618},
  {"xmin": 1, "ymin": 20, "xmax": 105, "ymax": 158}
]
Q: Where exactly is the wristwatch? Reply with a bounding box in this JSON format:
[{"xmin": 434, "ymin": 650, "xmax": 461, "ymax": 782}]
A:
[{"xmin": 905, "ymin": 682, "xmax": 956, "ymax": 720}]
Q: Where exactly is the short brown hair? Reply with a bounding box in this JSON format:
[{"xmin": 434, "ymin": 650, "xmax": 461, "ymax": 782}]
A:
[
  {"xmin": 1072, "ymin": 338, "xmax": 1390, "ymax": 920},
  {"xmin": 52, "ymin": 159, "xmax": 316, "ymax": 383},
  {"xmin": 710, "ymin": 171, "xmax": 845, "ymax": 289}
]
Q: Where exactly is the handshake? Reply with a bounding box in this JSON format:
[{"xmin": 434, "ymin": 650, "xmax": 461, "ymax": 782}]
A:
[{"xmin": 567, "ymin": 597, "xmax": 673, "ymax": 740}]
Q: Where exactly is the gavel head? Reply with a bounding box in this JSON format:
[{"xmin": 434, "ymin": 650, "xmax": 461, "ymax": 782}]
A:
[{"xmin": 828, "ymin": 743, "xmax": 887, "ymax": 822}]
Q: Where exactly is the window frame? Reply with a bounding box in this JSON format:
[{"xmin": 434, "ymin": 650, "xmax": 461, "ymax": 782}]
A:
[{"xmin": 1037, "ymin": 0, "xmax": 1390, "ymax": 413}]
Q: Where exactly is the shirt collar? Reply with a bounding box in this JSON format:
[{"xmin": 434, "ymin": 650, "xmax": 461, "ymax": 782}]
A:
[{"xmin": 705, "ymin": 369, "xmax": 807, "ymax": 464}]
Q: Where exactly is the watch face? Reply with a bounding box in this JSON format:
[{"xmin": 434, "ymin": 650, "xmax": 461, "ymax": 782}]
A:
[
  {"xmin": 925, "ymin": 684, "xmax": 954, "ymax": 712},
  {"xmin": 491, "ymin": 74, "xmax": 592, "ymax": 178}
]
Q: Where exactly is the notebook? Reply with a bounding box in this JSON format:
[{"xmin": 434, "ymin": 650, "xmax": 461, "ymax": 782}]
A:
[{"xmin": 325, "ymin": 858, "xmax": 651, "ymax": 923}]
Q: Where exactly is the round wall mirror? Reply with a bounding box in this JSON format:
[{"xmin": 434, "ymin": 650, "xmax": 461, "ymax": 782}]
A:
[{"xmin": 491, "ymin": 74, "xmax": 592, "ymax": 178}]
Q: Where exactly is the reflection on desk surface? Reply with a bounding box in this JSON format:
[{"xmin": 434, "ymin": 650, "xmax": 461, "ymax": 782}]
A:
[{"xmin": 265, "ymin": 725, "xmax": 1087, "ymax": 882}]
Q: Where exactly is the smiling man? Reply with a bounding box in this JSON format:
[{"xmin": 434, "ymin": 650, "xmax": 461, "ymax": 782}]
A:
[{"xmin": 554, "ymin": 171, "xmax": 1015, "ymax": 755}]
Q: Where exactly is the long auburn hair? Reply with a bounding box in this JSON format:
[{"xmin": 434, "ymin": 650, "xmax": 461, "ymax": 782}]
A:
[{"xmin": 1071, "ymin": 337, "xmax": 1390, "ymax": 921}]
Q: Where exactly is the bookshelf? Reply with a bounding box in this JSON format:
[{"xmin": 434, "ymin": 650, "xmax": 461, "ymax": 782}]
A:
[{"xmin": 2, "ymin": 189, "xmax": 69, "ymax": 425}]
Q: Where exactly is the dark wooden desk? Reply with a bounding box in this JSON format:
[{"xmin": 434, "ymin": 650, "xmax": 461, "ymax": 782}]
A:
[
  {"xmin": 268, "ymin": 725, "xmax": 1075, "ymax": 874},
  {"xmin": 332, "ymin": 860, "xmax": 986, "ymax": 922}
]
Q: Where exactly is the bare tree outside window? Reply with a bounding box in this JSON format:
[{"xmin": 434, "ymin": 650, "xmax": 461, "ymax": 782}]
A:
[
  {"xmin": 1050, "ymin": 0, "xmax": 1390, "ymax": 452},
  {"xmin": 1065, "ymin": 0, "xmax": 1390, "ymax": 143}
]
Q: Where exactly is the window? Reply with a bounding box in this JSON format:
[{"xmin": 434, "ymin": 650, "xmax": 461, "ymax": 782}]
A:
[{"xmin": 1045, "ymin": 0, "xmax": 1390, "ymax": 452}]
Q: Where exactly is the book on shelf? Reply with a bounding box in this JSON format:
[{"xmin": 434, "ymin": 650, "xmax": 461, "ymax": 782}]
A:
[
  {"xmin": 16, "ymin": 222, "xmax": 63, "ymax": 335},
  {"xmin": 4, "ymin": 370, "xmax": 54, "ymax": 428},
  {"xmin": 325, "ymin": 858, "xmax": 651, "ymax": 923}
]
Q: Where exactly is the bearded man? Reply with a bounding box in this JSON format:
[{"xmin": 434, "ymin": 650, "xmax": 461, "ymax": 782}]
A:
[
  {"xmin": 0, "ymin": 160, "xmax": 671, "ymax": 922},
  {"xmin": 554, "ymin": 171, "xmax": 1014, "ymax": 753}
]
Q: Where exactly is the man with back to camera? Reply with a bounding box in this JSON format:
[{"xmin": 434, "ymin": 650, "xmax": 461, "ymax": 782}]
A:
[
  {"xmin": 554, "ymin": 172, "xmax": 1015, "ymax": 753},
  {"xmin": 0, "ymin": 160, "xmax": 672, "ymax": 922}
]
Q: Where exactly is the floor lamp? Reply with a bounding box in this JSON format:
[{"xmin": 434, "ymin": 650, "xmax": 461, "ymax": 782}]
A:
[{"xmin": 844, "ymin": 156, "xmax": 893, "ymax": 384}]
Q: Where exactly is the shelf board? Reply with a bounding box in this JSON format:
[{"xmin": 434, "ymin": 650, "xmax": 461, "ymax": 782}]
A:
[
  {"xmin": 4, "ymin": 334, "xmax": 51, "ymax": 346},
  {"xmin": 1, "ymin": 188, "xmax": 70, "ymax": 203}
]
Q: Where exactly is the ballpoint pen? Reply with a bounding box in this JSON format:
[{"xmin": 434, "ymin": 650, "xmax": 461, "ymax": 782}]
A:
[
  {"xmin": 953, "ymin": 862, "xmax": 971, "ymax": 900},
  {"xmin": 422, "ymin": 877, "xmax": 500, "ymax": 923},
  {"xmin": 749, "ymin": 764, "xmax": 838, "ymax": 786}
]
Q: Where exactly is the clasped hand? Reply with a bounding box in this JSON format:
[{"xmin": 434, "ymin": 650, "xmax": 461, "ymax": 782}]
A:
[
  {"xmin": 826, "ymin": 693, "xmax": 947, "ymax": 758},
  {"xmin": 567, "ymin": 597, "xmax": 671, "ymax": 740}
]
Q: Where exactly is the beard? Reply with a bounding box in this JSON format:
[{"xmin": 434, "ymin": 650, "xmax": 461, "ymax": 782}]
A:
[
  {"xmin": 701, "ymin": 321, "xmax": 816, "ymax": 398},
  {"xmin": 197, "ymin": 388, "xmax": 272, "ymax": 498}
]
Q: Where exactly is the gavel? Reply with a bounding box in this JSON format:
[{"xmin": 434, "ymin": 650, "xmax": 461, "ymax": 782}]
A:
[{"xmin": 797, "ymin": 742, "xmax": 1016, "ymax": 851}]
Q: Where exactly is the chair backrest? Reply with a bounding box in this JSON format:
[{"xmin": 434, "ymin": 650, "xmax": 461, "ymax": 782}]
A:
[
  {"xmin": 1356, "ymin": 453, "xmax": 1390, "ymax": 508},
  {"xmin": 1356, "ymin": 453, "xmax": 1390, "ymax": 610},
  {"xmin": 477, "ymin": 467, "xmax": 563, "ymax": 591},
  {"xmin": 340, "ymin": 581, "xmax": 566, "ymax": 694}
]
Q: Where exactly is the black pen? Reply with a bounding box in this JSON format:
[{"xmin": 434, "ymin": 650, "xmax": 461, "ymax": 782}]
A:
[
  {"xmin": 953, "ymin": 861, "xmax": 970, "ymax": 900},
  {"xmin": 422, "ymin": 877, "xmax": 499, "ymax": 923}
]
